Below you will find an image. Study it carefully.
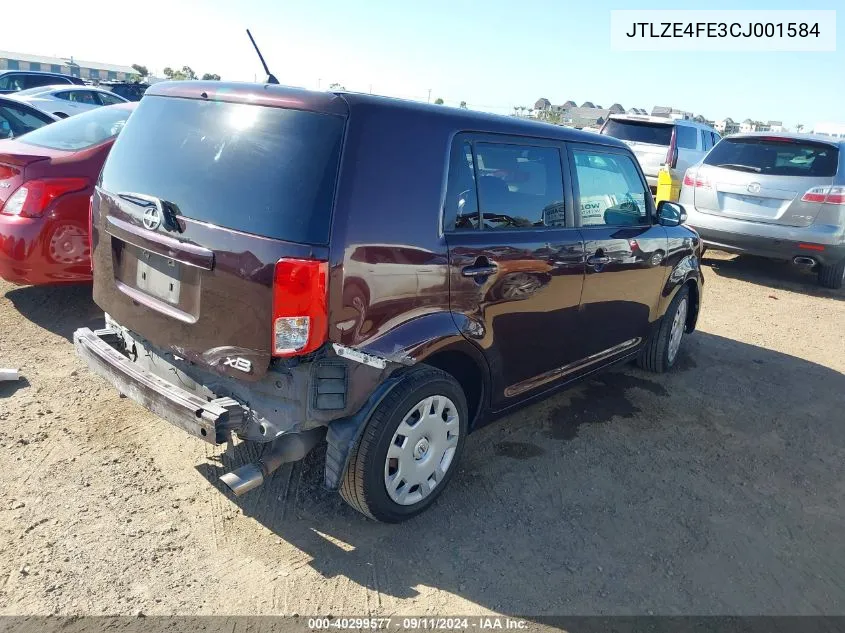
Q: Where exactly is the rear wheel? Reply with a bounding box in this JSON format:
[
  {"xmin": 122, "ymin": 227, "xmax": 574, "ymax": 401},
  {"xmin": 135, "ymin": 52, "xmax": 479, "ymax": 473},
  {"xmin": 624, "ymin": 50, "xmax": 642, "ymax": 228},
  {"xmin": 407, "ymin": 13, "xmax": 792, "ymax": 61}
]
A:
[
  {"xmin": 818, "ymin": 258, "xmax": 845, "ymax": 290},
  {"xmin": 340, "ymin": 367, "xmax": 467, "ymax": 522},
  {"xmin": 638, "ymin": 286, "xmax": 689, "ymax": 373}
]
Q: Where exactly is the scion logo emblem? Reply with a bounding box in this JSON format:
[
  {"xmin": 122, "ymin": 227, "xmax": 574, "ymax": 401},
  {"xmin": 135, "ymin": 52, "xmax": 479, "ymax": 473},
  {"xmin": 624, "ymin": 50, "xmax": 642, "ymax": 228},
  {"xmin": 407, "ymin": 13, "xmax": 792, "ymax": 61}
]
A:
[
  {"xmin": 142, "ymin": 207, "xmax": 162, "ymax": 230},
  {"xmin": 747, "ymin": 182, "xmax": 761, "ymax": 194}
]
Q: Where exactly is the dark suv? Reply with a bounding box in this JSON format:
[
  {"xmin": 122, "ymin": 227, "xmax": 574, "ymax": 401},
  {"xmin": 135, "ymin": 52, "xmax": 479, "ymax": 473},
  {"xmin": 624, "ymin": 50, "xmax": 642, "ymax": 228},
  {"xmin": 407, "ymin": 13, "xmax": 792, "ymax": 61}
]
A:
[
  {"xmin": 74, "ymin": 81, "xmax": 703, "ymax": 522},
  {"xmin": 0, "ymin": 70, "xmax": 85, "ymax": 94}
]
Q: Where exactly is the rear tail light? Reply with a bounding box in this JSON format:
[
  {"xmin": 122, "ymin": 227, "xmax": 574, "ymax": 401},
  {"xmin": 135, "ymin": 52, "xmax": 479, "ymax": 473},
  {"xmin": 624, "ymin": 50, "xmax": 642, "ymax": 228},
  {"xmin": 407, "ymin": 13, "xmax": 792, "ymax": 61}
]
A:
[
  {"xmin": 0, "ymin": 178, "xmax": 89, "ymax": 218},
  {"xmin": 682, "ymin": 170, "xmax": 710, "ymax": 189},
  {"xmin": 665, "ymin": 127, "xmax": 678, "ymax": 169},
  {"xmin": 272, "ymin": 258, "xmax": 328, "ymax": 357},
  {"xmin": 801, "ymin": 186, "xmax": 845, "ymax": 205}
]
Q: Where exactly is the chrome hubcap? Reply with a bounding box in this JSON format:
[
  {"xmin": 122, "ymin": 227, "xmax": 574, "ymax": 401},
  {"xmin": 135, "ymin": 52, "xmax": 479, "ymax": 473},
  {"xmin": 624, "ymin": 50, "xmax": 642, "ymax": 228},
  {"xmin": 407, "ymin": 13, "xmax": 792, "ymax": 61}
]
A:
[
  {"xmin": 668, "ymin": 297, "xmax": 688, "ymax": 363},
  {"xmin": 384, "ymin": 395, "xmax": 460, "ymax": 506}
]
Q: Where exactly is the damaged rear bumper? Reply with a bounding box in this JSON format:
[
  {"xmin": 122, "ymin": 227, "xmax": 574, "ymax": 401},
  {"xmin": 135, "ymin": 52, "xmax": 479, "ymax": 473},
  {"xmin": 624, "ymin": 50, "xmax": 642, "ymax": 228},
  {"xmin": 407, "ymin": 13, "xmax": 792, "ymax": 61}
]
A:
[{"xmin": 73, "ymin": 327, "xmax": 242, "ymax": 444}]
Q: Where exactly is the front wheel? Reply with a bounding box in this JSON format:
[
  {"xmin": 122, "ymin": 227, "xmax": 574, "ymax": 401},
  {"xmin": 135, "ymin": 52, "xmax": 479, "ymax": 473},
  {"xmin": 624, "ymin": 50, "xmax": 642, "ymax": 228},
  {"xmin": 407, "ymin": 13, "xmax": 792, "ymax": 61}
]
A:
[
  {"xmin": 340, "ymin": 367, "xmax": 467, "ymax": 522},
  {"xmin": 638, "ymin": 286, "xmax": 690, "ymax": 373}
]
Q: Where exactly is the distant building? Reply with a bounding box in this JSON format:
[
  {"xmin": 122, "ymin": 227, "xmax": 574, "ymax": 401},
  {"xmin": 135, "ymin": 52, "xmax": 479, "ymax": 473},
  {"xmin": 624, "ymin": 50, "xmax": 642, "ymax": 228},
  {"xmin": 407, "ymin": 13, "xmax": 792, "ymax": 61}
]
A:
[
  {"xmin": 813, "ymin": 122, "xmax": 845, "ymax": 138},
  {"xmin": 0, "ymin": 50, "xmax": 139, "ymax": 82},
  {"xmin": 534, "ymin": 97, "xmax": 551, "ymax": 112},
  {"xmin": 652, "ymin": 105, "xmax": 694, "ymax": 120},
  {"xmin": 767, "ymin": 120, "xmax": 785, "ymax": 132},
  {"xmin": 532, "ymin": 97, "xmax": 647, "ymax": 129},
  {"xmin": 715, "ymin": 118, "xmax": 740, "ymax": 134}
]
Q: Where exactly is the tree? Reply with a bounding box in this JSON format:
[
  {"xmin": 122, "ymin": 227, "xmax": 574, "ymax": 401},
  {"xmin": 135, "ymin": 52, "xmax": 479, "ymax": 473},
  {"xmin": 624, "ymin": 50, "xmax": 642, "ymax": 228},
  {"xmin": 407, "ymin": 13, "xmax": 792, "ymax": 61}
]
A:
[
  {"xmin": 202, "ymin": 73, "xmax": 221, "ymax": 81},
  {"xmin": 459, "ymin": 100, "xmax": 467, "ymax": 109},
  {"xmin": 434, "ymin": 97, "xmax": 444, "ymax": 105},
  {"xmin": 131, "ymin": 64, "xmax": 149, "ymax": 82},
  {"xmin": 513, "ymin": 106, "xmax": 519, "ymax": 117},
  {"xmin": 796, "ymin": 123, "xmax": 804, "ymax": 133},
  {"xmin": 163, "ymin": 66, "xmax": 197, "ymax": 80}
]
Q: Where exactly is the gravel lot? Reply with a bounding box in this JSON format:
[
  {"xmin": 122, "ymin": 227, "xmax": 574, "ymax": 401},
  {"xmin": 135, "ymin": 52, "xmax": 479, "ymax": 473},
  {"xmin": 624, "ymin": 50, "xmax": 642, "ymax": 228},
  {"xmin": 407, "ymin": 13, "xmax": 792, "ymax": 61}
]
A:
[{"xmin": 1, "ymin": 251, "xmax": 844, "ymax": 618}]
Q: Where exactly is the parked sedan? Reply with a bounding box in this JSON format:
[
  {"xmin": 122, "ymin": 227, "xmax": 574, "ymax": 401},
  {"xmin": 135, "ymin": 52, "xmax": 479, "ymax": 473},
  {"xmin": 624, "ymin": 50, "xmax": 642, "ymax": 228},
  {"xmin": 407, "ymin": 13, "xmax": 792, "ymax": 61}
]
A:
[
  {"xmin": 10, "ymin": 86, "xmax": 128, "ymax": 119},
  {"xmin": 680, "ymin": 133, "xmax": 845, "ymax": 289},
  {"xmin": 0, "ymin": 96, "xmax": 57, "ymax": 140},
  {"xmin": 0, "ymin": 103, "xmax": 136, "ymax": 285}
]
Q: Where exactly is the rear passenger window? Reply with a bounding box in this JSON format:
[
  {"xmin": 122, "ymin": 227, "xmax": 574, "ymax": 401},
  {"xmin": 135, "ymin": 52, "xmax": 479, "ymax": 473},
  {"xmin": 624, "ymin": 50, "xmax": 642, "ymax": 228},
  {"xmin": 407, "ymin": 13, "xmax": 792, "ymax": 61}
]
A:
[
  {"xmin": 444, "ymin": 140, "xmax": 566, "ymax": 230},
  {"xmin": 474, "ymin": 144, "xmax": 564, "ymax": 229},
  {"xmin": 701, "ymin": 130, "xmax": 712, "ymax": 151},
  {"xmin": 573, "ymin": 151, "xmax": 649, "ymax": 227},
  {"xmin": 676, "ymin": 125, "xmax": 698, "ymax": 150}
]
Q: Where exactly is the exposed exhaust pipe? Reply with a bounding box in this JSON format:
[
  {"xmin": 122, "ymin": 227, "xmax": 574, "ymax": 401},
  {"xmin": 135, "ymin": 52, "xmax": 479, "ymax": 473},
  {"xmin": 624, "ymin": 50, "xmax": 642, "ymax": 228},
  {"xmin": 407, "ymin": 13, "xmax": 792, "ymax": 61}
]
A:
[
  {"xmin": 220, "ymin": 426, "xmax": 326, "ymax": 496},
  {"xmin": 793, "ymin": 256, "xmax": 816, "ymax": 267}
]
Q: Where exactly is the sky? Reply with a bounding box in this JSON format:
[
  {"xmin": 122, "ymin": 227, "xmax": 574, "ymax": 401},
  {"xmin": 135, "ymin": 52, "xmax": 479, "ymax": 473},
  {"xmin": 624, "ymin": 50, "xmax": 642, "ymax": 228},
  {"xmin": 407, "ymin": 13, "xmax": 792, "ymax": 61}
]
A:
[{"xmin": 3, "ymin": 0, "xmax": 842, "ymax": 128}]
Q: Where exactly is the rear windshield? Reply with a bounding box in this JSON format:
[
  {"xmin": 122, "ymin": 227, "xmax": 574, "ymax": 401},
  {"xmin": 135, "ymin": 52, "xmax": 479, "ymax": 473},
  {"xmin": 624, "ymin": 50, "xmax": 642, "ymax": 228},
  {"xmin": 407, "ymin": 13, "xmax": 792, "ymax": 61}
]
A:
[
  {"xmin": 20, "ymin": 106, "xmax": 131, "ymax": 150},
  {"xmin": 100, "ymin": 96, "xmax": 344, "ymax": 244},
  {"xmin": 601, "ymin": 119, "xmax": 673, "ymax": 146},
  {"xmin": 704, "ymin": 137, "xmax": 839, "ymax": 177}
]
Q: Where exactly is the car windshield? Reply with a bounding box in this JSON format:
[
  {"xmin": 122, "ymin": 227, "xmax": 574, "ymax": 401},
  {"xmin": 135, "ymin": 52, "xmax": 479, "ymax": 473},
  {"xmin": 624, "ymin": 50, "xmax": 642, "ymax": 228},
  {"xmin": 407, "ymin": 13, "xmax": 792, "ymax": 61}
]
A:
[
  {"xmin": 17, "ymin": 106, "xmax": 131, "ymax": 150},
  {"xmin": 602, "ymin": 119, "xmax": 673, "ymax": 146},
  {"xmin": 704, "ymin": 137, "xmax": 839, "ymax": 177}
]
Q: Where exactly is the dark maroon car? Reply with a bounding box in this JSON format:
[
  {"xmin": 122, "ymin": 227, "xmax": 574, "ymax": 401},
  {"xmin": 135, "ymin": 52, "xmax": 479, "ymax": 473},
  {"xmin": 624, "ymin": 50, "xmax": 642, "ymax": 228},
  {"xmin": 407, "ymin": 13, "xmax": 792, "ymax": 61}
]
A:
[
  {"xmin": 0, "ymin": 102, "xmax": 135, "ymax": 284},
  {"xmin": 74, "ymin": 82, "xmax": 703, "ymax": 522}
]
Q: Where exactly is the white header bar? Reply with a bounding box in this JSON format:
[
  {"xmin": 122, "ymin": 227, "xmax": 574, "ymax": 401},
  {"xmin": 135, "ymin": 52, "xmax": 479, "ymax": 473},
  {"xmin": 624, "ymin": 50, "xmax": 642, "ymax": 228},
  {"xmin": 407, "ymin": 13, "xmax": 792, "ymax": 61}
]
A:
[{"xmin": 610, "ymin": 10, "xmax": 836, "ymax": 51}]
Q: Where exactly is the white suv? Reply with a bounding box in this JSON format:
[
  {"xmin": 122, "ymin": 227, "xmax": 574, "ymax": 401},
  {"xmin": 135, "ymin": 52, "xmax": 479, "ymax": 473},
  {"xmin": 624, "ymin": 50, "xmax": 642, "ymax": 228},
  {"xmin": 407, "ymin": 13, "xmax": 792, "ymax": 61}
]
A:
[{"xmin": 601, "ymin": 114, "xmax": 721, "ymax": 192}]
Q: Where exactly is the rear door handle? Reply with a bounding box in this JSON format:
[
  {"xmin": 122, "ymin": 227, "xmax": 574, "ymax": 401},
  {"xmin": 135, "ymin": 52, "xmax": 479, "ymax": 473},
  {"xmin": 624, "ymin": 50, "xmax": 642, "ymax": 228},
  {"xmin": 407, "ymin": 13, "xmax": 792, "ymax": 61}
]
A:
[
  {"xmin": 461, "ymin": 264, "xmax": 498, "ymax": 277},
  {"xmin": 586, "ymin": 255, "xmax": 611, "ymax": 267}
]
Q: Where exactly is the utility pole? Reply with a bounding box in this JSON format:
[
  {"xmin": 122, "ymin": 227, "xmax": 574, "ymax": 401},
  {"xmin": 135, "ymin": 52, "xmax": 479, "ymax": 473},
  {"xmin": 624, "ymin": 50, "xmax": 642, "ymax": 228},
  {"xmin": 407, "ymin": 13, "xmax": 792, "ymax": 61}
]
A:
[
  {"xmin": 318, "ymin": 78, "xmax": 322, "ymax": 90},
  {"xmin": 369, "ymin": 84, "xmax": 372, "ymax": 94},
  {"xmin": 427, "ymin": 88, "xmax": 431, "ymax": 103}
]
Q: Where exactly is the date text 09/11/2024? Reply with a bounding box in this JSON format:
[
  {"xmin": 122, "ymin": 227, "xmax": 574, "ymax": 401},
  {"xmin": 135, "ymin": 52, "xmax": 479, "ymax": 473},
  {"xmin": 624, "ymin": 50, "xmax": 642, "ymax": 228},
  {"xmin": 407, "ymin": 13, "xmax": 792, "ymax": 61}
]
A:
[
  {"xmin": 307, "ymin": 617, "xmax": 529, "ymax": 630},
  {"xmin": 625, "ymin": 22, "xmax": 821, "ymax": 38}
]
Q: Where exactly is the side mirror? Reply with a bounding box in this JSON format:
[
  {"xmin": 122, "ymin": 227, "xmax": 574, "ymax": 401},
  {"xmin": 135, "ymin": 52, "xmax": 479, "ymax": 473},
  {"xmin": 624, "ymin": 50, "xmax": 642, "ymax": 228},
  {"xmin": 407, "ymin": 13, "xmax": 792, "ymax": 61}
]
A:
[{"xmin": 657, "ymin": 200, "xmax": 687, "ymax": 227}]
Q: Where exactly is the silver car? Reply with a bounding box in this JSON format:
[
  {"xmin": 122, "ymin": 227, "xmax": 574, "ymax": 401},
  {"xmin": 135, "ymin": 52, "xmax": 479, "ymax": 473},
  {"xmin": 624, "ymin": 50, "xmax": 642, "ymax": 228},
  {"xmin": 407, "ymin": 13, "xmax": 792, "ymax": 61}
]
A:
[
  {"xmin": 679, "ymin": 133, "xmax": 845, "ymax": 289},
  {"xmin": 601, "ymin": 114, "xmax": 721, "ymax": 191},
  {"xmin": 8, "ymin": 85, "xmax": 128, "ymax": 119}
]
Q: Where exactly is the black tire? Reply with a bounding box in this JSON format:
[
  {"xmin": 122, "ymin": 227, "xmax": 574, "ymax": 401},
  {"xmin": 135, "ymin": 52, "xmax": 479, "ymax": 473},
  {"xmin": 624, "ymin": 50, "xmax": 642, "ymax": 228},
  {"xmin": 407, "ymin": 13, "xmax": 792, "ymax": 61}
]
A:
[
  {"xmin": 339, "ymin": 367, "xmax": 468, "ymax": 522},
  {"xmin": 637, "ymin": 286, "xmax": 690, "ymax": 373},
  {"xmin": 818, "ymin": 258, "xmax": 845, "ymax": 290}
]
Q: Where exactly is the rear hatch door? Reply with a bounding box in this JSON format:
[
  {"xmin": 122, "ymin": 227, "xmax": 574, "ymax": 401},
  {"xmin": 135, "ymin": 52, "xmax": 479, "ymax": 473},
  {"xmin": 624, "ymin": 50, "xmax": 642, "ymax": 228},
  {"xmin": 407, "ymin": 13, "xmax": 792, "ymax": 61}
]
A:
[
  {"xmin": 92, "ymin": 86, "xmax": 347, "ymax": 381},
  {"xmin": 601, "ymin": 118, "xmax": 672, "ymax": 177},
  {"xmin": 692, "ymin": 136, "xmax": 839, "ymax": 227}
]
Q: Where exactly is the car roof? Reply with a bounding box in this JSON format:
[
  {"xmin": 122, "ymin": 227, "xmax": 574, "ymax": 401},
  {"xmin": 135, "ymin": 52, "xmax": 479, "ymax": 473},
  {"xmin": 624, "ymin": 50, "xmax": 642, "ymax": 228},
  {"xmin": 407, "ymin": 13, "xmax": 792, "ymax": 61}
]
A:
[
  {"xmin": 339, "ymin": 91, "xmax": 627, "ymax": 147},
  {"xmin": 0, "ymin": 69, "xmax": 80, "ymax": 80},
  {"xmin": 609, "ymin": 113, "xmax": 714, "ymax": 129},
  {"xmin": 723, "ymin": 132, "xmax": 845, "ymax": 147},
  {"xmin": 146, "ymin": 80, "xmax": 629, "ymax": 150}
]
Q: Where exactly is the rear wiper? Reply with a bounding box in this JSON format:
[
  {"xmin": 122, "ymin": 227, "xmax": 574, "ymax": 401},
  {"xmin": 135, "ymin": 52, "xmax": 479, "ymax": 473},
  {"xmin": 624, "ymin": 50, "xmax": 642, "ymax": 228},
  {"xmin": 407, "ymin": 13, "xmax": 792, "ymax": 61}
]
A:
[{"xmin": 713, "ymin": 163, "xmax": 761, "ymax": 173}]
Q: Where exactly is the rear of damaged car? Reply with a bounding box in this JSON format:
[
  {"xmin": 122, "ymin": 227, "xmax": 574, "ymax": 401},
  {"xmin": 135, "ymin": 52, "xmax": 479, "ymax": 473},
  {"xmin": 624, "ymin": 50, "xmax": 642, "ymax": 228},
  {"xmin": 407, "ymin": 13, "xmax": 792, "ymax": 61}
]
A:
[{"xmin": 74, "ymin": 83, "xmax": 404, "ymax": 507}]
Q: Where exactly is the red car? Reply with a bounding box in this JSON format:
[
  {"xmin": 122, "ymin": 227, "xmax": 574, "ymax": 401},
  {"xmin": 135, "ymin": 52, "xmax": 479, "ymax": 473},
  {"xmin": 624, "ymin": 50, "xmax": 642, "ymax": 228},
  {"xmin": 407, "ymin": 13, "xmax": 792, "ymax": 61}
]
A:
[{"xmin": 0, "ymin": 102, "xmax": 136, "ymax": 284}]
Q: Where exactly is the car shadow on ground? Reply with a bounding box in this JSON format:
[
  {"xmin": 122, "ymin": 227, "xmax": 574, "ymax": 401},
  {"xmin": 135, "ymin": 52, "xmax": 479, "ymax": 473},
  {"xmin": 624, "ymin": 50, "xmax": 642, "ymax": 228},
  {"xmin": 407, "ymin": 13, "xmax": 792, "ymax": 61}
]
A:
[
  {"xmin": 196, "ymin": 331, "xmax": 845, "ymax": 615},
  {"xmin": 0, "ymin": 376, "xmax": 29, "ymax": 398},
  {"xmin": 703, "ymin": 251, "xmax": 844, "ymax": 301},
  {"xmin": 4, "ymin": 283, "xmax": 101, "ymax": 341}
]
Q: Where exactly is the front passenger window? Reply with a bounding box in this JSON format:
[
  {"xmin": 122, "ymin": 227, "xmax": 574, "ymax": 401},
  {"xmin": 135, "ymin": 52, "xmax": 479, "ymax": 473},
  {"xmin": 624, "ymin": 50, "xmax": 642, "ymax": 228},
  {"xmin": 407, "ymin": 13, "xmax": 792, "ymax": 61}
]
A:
[{"xmin": 574, "ymin": 151, "xmax": 649, "ymax": 227}]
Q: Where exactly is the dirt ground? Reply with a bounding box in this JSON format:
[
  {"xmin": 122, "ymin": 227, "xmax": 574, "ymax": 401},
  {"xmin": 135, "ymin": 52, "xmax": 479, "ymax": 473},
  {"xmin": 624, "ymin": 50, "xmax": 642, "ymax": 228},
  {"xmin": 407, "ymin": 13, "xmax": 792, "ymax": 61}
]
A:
[{"xmin": 1, "ymin": 251, "xmax": 844, "ymax": 618}]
